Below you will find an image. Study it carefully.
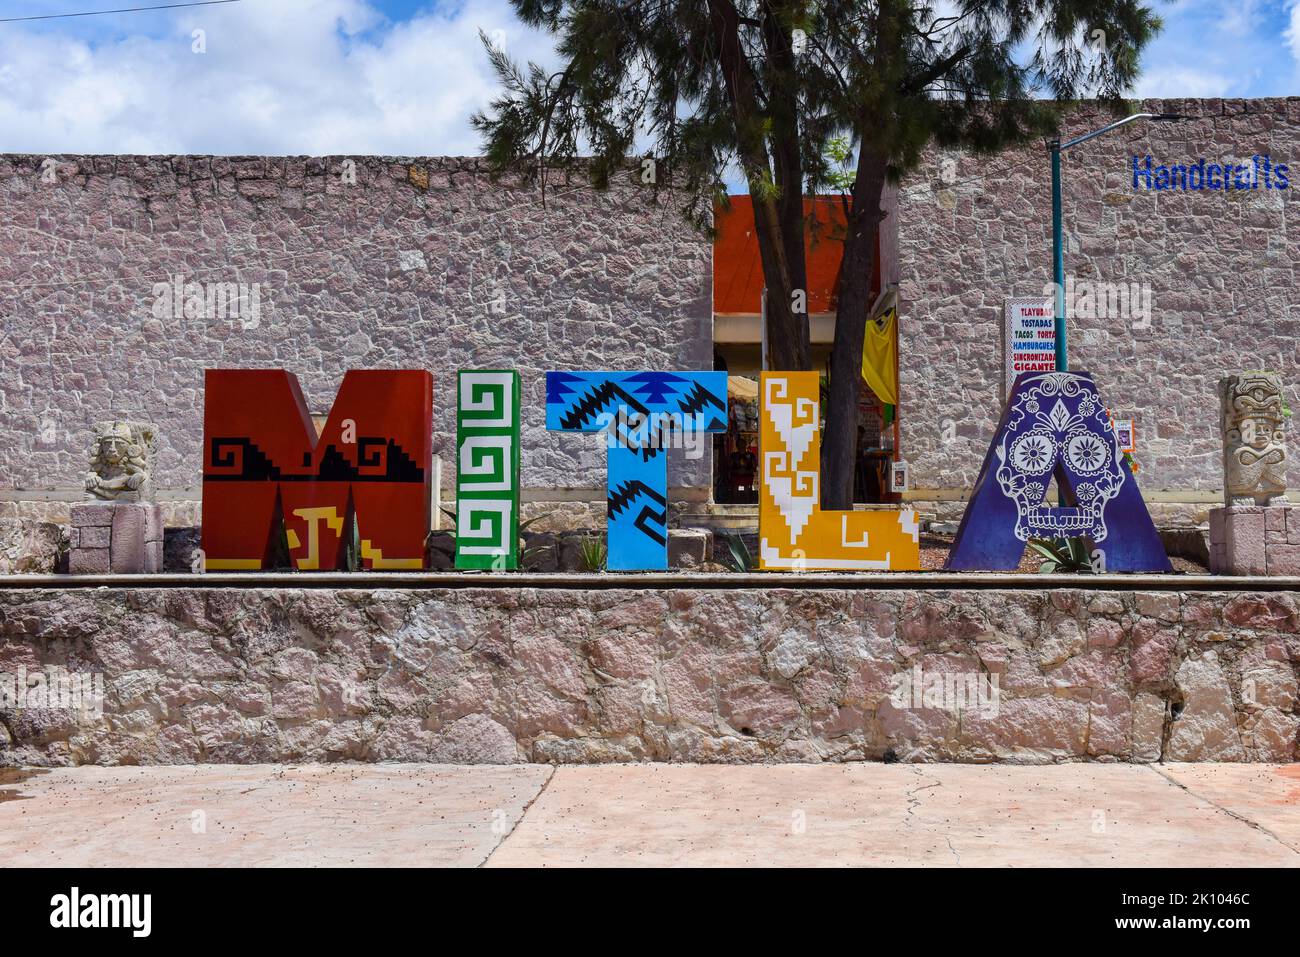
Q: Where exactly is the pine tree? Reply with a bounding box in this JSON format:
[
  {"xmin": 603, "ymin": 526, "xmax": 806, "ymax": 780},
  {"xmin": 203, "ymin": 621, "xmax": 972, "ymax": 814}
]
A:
[{"xmin": 474, "ymin": 1, "xmax": 1160, "ymax": 508}]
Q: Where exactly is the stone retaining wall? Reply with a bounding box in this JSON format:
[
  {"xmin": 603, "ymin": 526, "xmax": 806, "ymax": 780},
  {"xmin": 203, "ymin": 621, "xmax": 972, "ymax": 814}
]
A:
[{"xmin": 2, "ymin": 585, "xmax": 1296, "ymax": 765}]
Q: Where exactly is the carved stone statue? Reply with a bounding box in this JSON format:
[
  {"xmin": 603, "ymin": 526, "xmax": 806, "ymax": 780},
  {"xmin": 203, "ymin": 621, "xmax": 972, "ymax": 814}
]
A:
[
  {"xmin": 1220, "ymin": 373, "xmax": 1288, "ymax": 506},
  {"xmin": 85, "ymin": 420, "xmax": 158, "ymax": 503}
]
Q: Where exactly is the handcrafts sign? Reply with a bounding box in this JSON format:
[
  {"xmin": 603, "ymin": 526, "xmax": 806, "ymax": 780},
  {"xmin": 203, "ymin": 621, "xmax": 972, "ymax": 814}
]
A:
[
  {"xmin": 201, "ymin": 369, "xmax": 432, "ymax": 570},
  {"xmin": 1003, "ymin": 297, "xmax": 1056, "ymax": 396},
  {"xmin": 546, "ymin": 371, "xmax": 728, "ymax": 570},
  {"xmin": 946, "ymin": 371, "xmax": 1170, "ymax": 572},
  {"xmin": 758, "ymin": 372, "xmax": 920, "ymax": 570}
]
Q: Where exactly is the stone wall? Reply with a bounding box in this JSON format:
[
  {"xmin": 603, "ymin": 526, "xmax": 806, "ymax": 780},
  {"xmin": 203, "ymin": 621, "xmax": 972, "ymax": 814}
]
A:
[
  {"xmin": 896, "ymin": 98, "xmax": 1300, "ymax": 523},
  {"xmin": 2, "ymin": 584, "xmax": 1295, "ymax": 765},
  {"xmin": 0, "ymin": 155, "xmax": 714, "ymax": 522}
]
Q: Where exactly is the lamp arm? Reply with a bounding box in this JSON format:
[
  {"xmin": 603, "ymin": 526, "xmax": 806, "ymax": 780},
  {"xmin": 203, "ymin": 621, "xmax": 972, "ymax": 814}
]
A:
[{"xmin": 1060, "ymin": 113, "xmax": 1185, "ymax": 151}]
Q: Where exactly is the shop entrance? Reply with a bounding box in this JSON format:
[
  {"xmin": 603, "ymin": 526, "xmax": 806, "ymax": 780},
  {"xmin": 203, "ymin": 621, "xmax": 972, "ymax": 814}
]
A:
[
  {"xmin": 712, "ymin": 196, "xmax": 901, "ymax": 506},
  {"xmin": 712, "ymin": 346, "xmax": 901, "ymax": 506}
]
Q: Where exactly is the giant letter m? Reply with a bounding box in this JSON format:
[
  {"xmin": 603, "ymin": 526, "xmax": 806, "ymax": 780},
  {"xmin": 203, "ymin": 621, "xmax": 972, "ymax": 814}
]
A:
[{"xmin": 202, "ymin": 369, "xmax": 432, "ymax": 570}]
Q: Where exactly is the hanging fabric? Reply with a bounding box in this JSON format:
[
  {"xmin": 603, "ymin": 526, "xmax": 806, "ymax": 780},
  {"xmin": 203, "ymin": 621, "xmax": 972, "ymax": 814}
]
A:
[{"xmin": 861, "ymin": 290, "xmax": 898, "ymax": 406}]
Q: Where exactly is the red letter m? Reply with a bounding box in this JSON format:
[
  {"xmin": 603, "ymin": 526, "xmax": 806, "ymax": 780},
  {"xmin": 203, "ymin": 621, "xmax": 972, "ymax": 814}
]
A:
[{"xmin": 202, "ymin": 369, "xmax": 432, "ymax": 570}]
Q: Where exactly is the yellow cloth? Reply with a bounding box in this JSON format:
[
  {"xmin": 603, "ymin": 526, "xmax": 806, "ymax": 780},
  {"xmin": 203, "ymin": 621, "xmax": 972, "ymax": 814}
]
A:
[{"xmin": 861, "ymin": 302, "xmax": 898, "ymax": 405}]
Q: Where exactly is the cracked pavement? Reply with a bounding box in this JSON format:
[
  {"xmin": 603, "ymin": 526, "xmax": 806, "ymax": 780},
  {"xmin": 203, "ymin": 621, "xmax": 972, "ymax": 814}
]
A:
[{"xmin": 1, "ymin": 763, "xmax": 1298, "ymax": 867}]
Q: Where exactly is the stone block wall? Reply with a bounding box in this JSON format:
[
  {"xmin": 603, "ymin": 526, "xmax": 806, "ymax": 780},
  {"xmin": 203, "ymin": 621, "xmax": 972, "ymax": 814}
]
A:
[
  {"xmin": 1210, "ymin": 505, "xmax": 1300, "ymax": 575},
  {"xmin": 0, "ymin": 155, "xmax": 714, "ymax": 522},
  {"xmin": 896, "ymin": 98, "xmax": 1300, "ymax": 523},
  {"xmin": 1, "ymin": 585, "xmax": 1295, "ymax": 765}
]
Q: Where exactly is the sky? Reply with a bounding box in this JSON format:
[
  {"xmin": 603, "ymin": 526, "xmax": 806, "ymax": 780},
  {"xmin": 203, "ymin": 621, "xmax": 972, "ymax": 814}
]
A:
[{"xmin": 0, "ymin": 0, "xmax": 1296, "ymax": 155}]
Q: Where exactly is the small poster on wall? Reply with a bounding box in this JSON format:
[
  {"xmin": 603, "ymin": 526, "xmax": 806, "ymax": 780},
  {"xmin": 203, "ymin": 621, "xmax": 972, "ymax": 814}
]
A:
[
  {"xmin": 1002, "ymin": 297, "xmax": 1057, "ymax": 396},
  {"xmin": 1113, "ymin": 418, "xmax": 1135, "ymax": 453},
  {"xmin": 891, "ymin": 460, "xmax": 909, "ymax": 494}
]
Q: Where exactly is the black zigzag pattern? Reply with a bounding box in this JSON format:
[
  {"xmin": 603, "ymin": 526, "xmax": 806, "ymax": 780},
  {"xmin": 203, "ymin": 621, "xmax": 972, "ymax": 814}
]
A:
[
  {"xmin": 209, "ymin": 438, "xmax": 281, "ymax": 480},
  {"xmin": 607, "ymin": 480, "xmax": 667, "ymax": 519},
  {"xmin": 677, "ymin": 381, "xmax": 725, "ymax": 416},
  {"xmin": 559, "ymin": 381, "xmax": 651, "ymax": 430},
  {"xmin": 608, "ymin": 480, "xmax": 668, "ymax": 546},
  {"xmin": 207, "ymin": 437, "xmax": 424, "ymax": 483}
]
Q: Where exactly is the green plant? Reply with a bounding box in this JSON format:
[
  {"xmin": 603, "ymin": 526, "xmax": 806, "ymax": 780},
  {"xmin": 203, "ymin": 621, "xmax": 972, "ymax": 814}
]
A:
[
  {"xmin": 577, "ymin": 535, "xmax": 607, "ymax": 573},
  {"xmin": 1028, "ymin": 537, "xmax": 1096, "ymax": 574},
  {"xmin": 517, "ymin": 511, "xmax": 556, "ymax": 569},
  {"xmin": 344, "ymin": 514, "xmax": 361, "ymax": 572},
  {"xmin": 823, "ymin": 136, "xmax": 856, "ymax": 193},
  {"xmin": 717, "ymin": 530, "xmax": 757, "ymax": 573},
  {"xmin": 442, "ymin": 507, "xmax": 558, "ymax": 570}
]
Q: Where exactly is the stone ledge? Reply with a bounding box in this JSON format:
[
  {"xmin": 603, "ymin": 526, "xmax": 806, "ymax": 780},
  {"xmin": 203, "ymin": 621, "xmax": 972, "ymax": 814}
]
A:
[
  {"xmin": 1210, "ymin": 505, "xmax": 1300, "ymax": 576},
  {"xmin": 1, "ymin": 585, "xmax": 1296, "ymax": 766},
  {"xmin": 5, "ymin": 571, "xmax": 1300, "ymax": 592}
]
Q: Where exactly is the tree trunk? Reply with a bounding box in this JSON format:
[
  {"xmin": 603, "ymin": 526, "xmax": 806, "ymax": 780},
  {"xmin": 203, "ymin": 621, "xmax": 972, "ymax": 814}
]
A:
[
  {"xmin": 762, "ymin": 3, "xmax": 810, "ymax": 368},
  {"xmin": 707, "ymin": 0, "xmax": 810, "ymax": 372},
  {"xmin": 821, "ymin": 151, "xmax": 887, "ymax": 510}
]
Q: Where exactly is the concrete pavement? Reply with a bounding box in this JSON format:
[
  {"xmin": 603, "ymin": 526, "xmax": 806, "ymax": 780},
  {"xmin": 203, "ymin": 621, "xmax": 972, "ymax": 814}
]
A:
[{"xmin": 1, "ymin": 763, "xmax": 1297, "ymax": 867}]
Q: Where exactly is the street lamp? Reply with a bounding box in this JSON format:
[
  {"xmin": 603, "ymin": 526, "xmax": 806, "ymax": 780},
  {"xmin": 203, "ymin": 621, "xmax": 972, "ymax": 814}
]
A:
[{"xmin": 1049, "ymin": 112, "xmax": 1185, "ymax": 371}]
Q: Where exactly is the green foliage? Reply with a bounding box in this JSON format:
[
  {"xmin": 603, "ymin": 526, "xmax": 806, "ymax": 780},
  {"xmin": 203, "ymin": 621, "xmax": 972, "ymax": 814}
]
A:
[
  {"xmin": 717, "ymin": 530, "xmax": 757, "ymax": 573},
  {"xmin": 823, "ymin": 136, "xmax": 856, "ymax": 193},
  {"xmin": 578, "ymin": 535, "xmax": 607, "ymax": 573},
  {"xmin": 474, "ymin": 1, "xmax": 1162, "ymax": 218},
  {"xmin": 1028, "ymin": 537, "xmax": 1096, "ymax": 574},
  {"xmin": 517, "ymin": 511, "xmax": 556, "ymax": 570}
]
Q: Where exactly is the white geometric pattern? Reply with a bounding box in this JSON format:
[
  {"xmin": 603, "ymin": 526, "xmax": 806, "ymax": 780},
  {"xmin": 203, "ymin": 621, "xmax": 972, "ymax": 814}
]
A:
[
  {"xmin": 459, "ymin": 435, "xmax": 511, "ymax": 491},
  {"xmin": 457, "ymin": 499, "xmax": 512, "ymax": 554},
  {"xmin": 459, "ymin": 372, "xmax": 514, "ymax": 428},
  {"xmin": 764, "ymin": 377, "xmax": 818, "ymax": 542}
]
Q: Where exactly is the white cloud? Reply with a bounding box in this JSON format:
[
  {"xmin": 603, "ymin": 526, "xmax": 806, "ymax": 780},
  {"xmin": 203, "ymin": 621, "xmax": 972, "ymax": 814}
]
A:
[
  {"xmin": 0, "ymin": 0, "xmax": 558, "ymax": 155},
  {"xmin": 1220, "ymin": 0, "xmax": 1262, "ymax": 37},
  {"xmin": 1287, "ymin": 1, "xmax": 1300, "ymax": 64},
  {"xmin": 1133, "ymin": 67, "xmax": 1235, "ymax": 99}
]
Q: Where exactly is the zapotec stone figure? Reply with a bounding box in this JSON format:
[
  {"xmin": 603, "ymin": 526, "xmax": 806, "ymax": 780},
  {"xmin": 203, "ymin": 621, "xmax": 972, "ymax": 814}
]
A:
[
  {"xmin": 85, "ymin": 420, "xmax": 158, "ymax": 503},
  {"xmin": 1220, "ymin": 373, "xmax": 1288, "ymax": 506}
]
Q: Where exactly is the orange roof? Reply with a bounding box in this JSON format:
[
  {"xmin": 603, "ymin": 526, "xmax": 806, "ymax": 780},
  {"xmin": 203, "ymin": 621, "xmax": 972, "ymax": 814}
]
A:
[{"xmin": 713, "ymin": 196, "xmax": 878, "ymax": 315}]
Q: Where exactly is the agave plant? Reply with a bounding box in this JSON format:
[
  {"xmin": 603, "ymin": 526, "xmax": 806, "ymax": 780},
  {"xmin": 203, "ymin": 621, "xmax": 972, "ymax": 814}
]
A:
[
  {"xmin": 577, "ymin": 535, "xmax": 607, "ymax": 573},
  {"xmin": 440, "ymin": 507, "xmax": 557, "ymax": 569},
  {"xmin": 1028, "ymin": 537, "xmax": 1096, "ymax": 574},
  {"xmin": 716, "ymin": 530, "xmax": 757, "ymax": 573}
]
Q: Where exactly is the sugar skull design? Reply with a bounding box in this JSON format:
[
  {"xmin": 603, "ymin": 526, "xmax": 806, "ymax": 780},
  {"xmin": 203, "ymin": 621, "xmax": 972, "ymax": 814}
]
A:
[
  {"xmin": 994, "ymin": 373, "xmax": 1126, "ymax": 542},
  {"xmin": 948, "ymin": 371, "xmax": 1168, "ymax": 572}
]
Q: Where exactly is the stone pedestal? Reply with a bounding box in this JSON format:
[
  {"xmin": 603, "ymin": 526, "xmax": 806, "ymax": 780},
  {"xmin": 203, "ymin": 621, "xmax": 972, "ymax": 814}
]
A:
[
  {"xmin": 69, "ymin": 502, "xmax": 163, "ymax": 574},
  {"xmin": 1209, "ymin": 505, "xmax": 1300, "ymax": 576}
]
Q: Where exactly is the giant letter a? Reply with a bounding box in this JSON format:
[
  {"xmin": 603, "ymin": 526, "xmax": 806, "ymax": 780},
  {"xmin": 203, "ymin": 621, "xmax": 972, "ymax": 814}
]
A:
[{"xmin": 202, "ymin": 369, "xmax": 432, "ymax": 570}]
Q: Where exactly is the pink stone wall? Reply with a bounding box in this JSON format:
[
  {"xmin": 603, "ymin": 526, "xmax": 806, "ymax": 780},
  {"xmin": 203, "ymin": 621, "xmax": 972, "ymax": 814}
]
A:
[
  {"xmin": 2, "ymin": 585, "xmax": 1295, "ymax": 765},
  {"xmin": 896, "ymin": 98, "xmax": 1300, "ymax": 522},
  {"xmin": 0, "ymin": 156, "xmax": 713, "ymax": 517}
]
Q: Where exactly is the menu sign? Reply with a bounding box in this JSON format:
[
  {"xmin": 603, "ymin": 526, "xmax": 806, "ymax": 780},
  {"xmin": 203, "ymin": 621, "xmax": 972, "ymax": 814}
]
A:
[{"xmin": 1003, "ymin": 297, "xmax": 1057, "ymax": 395}]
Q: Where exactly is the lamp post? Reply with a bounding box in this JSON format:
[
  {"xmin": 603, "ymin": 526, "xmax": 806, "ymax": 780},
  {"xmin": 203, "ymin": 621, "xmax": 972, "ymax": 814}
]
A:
[{"xmin": 1049, "ymin": 112, "xmax": 1184, "ymax": 371}]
